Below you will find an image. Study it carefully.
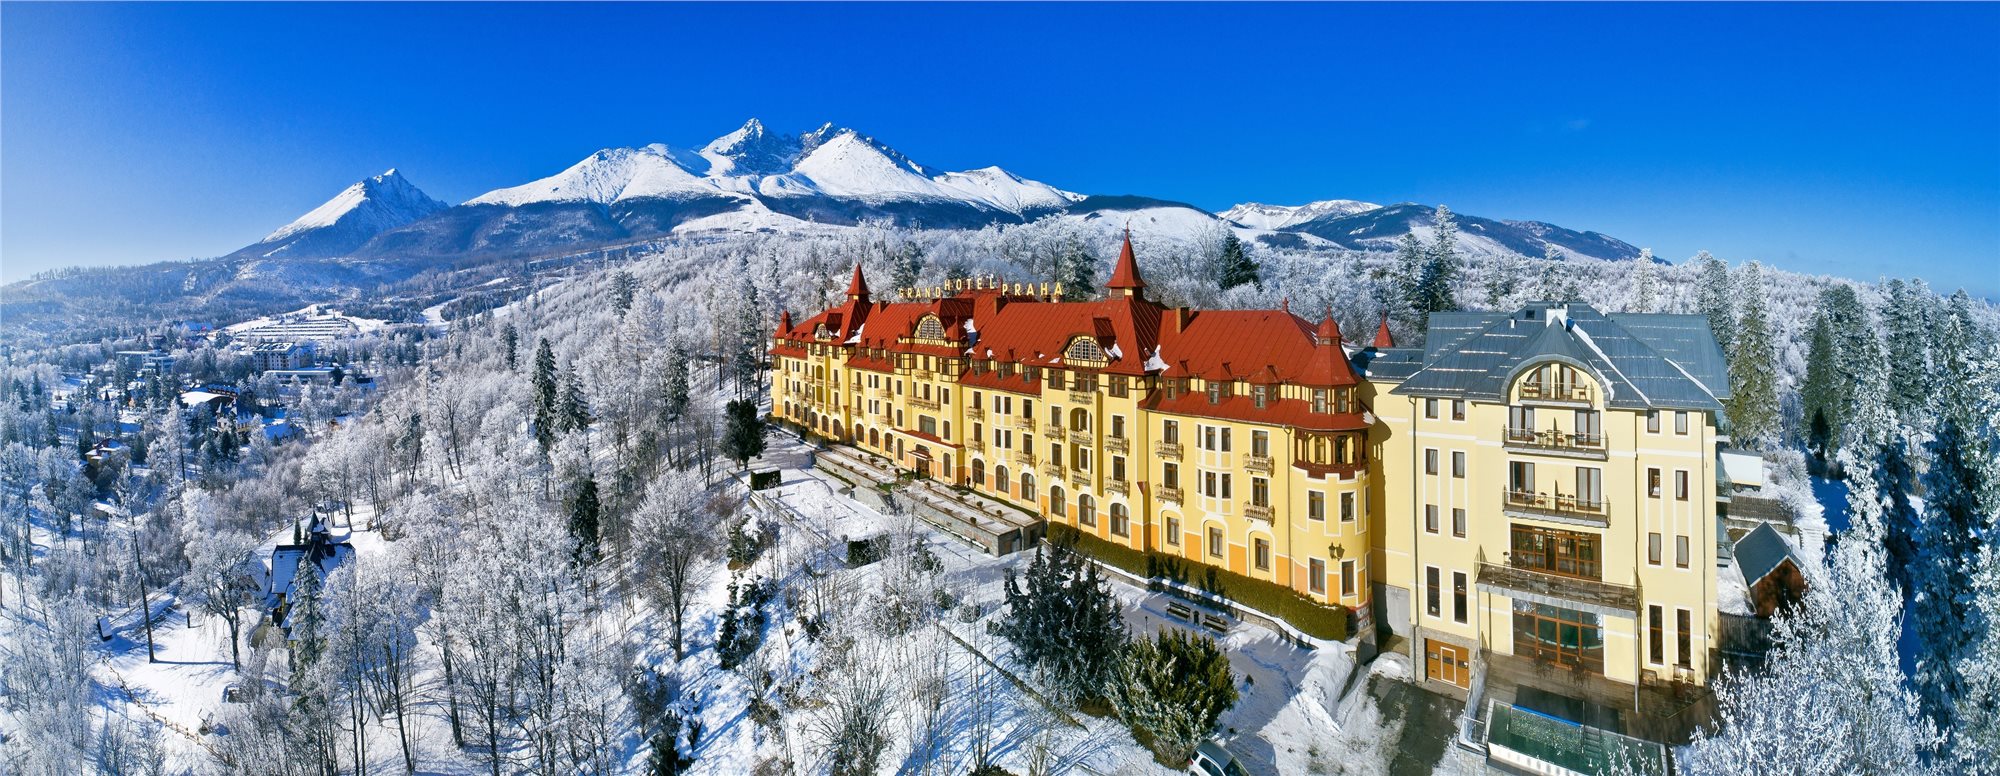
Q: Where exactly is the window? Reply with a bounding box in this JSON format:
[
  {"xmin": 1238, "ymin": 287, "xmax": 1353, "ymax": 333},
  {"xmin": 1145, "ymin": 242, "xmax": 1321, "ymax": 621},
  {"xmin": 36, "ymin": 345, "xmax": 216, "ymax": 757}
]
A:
[
  {"xmin": 1676, "ymin": 470, "xmax": 1690, "ymax": 501},
  {"xmin": 1112, "ymin": 456, "xmax": 1126, "ymax": 482},
  {"xmin": 1049, "ymin": 370, "xmax": 1065, "ymax": 390},
  {"xmin": 1648, "ymin": 468, "xmax": 1662, "ymax": 498},
  {"xmin": 1251, "ymin": 477, "xmax": 1270, "ymax": 507},
  {"xmin": 1337, "ymin": 388, "xmax": 1352, "ymax": 414},
  {"xmin": 1451, "ymin": 400, "xmax": 1466, "ymax": 421},
  {"xmin": 1310, "ymin": 558, "xmax": 1327, "ymax": 594},
  {"xmin": 1426, "ymin": 505, "xmax": 1440, "ymax": 534},
  {"xmin": 1511, "ymin": 525, "xmax": 1602, "ymax": 579},
  {"xmin": 1253, "ymin": 538, "xmax": 1271, "ymax": 571},
  {"xmin": 1308, "ymin": 491, "xmax": 1325, "ymax": 521},
  {"xmin": 1649, "ymin": 605, "xmax": 1665, "ymax": 665},
  {"xmin": 1341, "ymin": 492, "xmax": 1357, "ymax": 522},
  {"xmin": 972, "ymin": 459, "xmax": 985, "ymax": 487},
  {"xmin": 1051, "ymin": 486, "xmax": 1066, "ymax": 517},
  {"xmin": 1676, "ymin": 535, "xmax": 1690, "ymax": 569},
  {"xmin": 1251, "ymin": 430, "xmax": 1269, "ymax": 458},
  {"xmin": 1207, "ymin": 381, "xmax": 1223, "ymax": 404},
  {"xmin": 1252, "ymin": 385, "xmax": 1268, "ymax": 408},
  {"xmin": 1312, "ymin": 389, "xmax": 1328, "ymax": 414},
  {"xmin": 1163, "ymin": 462, "xmax": 1179, "ymax": 489},
  {"xmin": 1675, "ymin": 411, "xmax": 1689, "ymax": 435},
  {"xmin": 1677, "ymin": 608, "xmax": 1693, "ymax": 669},
  {"xmin": 995, "ymin": 466, "xmax": 1009, "ymax": 496},
  {"xmin": 1341, "ymin": 559, "xmax": 1357, "ymax": 597},
  {"xmin": 1425, "ymin": 398, "xmax": 1439, "ymax": 419},
  {"xmin": 1065, "ymin": 336, "xmax": 1105, "ymax": 363},
  {"xmin": 1426, "ymin": 567, "xmax": 1441, "ymax": 617},
  {"xmin": 1078, "ymin": 494, "xmax": 1096, "ymax": 527},
  {"xmin": 1163, "ymin": 420, "xmax": 1180, "ymax": 444},
  {"xmin": 1425, "ymin": 448, "xmax": 1439, "ymax": 475},
  {"xmin": 1452, "ymin": 451, "xmax": 1466, "ymax": 478},
  {"xmin": 1166, "ymin": 516, "xmax": 1181, "ymax": 545},
  {"xmin": 1452, "ymin": 508, "xmax": 1467, "ymax": 538},
  {"xmin": 1453, "ymin": 571, "xmax": 1468, "ymax": 623},
  {"xmin": 1576, "ymin": 467, "xmax": 1602, "ymax": 506},
  {"xmin": 1207, "ymin": 527, "xmax": 1225, "ymax": 558},
  {"xmin": 1649, "ymin": 532, "xmax": 1662, "ymax": 565},
  {"xmin": 1110, "ymin": 504, "xmax": 1129, "ymax": 537},
  {"xmin": 1509, "ymin": 461, "xmax": 1535, "ymax": 493},
  {"xmin": 1111, "ymin": 414, "xmax": 1126, "ymax": 439},
  {"xmin": 1647, "ymin": 410, "xmax": 1661, "ymax": 433},
  {"xmin": 1021, "ymin": 472, "xmax": 1035, "ymax": 499}
]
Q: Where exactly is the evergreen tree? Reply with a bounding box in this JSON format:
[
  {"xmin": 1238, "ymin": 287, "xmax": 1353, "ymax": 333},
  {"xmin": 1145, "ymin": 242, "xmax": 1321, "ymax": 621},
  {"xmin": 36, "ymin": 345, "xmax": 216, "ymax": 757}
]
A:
[
  {"xmin": 502, "ymin": 324, "xmax": 520, "ymax": 371},
  {"xmin": 998, "ymin": 542, "xmax": 1128, "ymax": 705},
  {"xmin": 1912, "ymin": 296, "xmax": 2000, "ymax": 729},
  {"xmin": 1882, "ymin": 278, "xmax": 1935, "ymax": 424},
  {"xmin": 1391, "ymin": 232, "xmax": 1427, "ymax": 330},
  {"xmin": 890, "ymin": 241, "xmax": 924, "ymax": 294},
  {"xmin": 1407, "ymin": 205, "xmax": 1463, "ymax": 328},
  {"xmin": 1483, "ymin": 251, "xmax": 1521, "ymax": 310},
  {"xmin": 1059, "ymin": 241, "xmax": 1097, "ymax": 301},
  {"xmin": 1694, "ymin": 251, "xmax": 1735, "ymax": 354},
  {"xmin": 660, "ymin": 341, "xmax": 691, "ymax": 423},
  {"xmin": 1215, "ymin": 231, "xmax": 1259, "ymax": 290},
  {"xmin": 732, "ymin": 280, "xmax": 764, "ymax": 400},
  {"xmin": 288, "ymin": 553, "xmax": 326, "ymax": 683},
  {"xmin": 1802, "ymin": 310, "xmax": 1843, "ymax": 459},
  {"xmin": 558, "ymin": 365, "xmax": 592, "ymax": 433},
  {"xmin": 1726, "ymin": 261, "xmax": 1780, "ymax": 448},
  {"xmin": 1106, "ymin": 629, "xmax": 1239, "ymax": 766},
  {"xmin": 612, "ymin": 271, "xmax": 638, "ymax": 316},
  {"xmin": 533, "ymin": 339, "xmax": 559, "ymax": 450},
  {"xmin": 721, "ymin": 399, "xmax": 766, "ymax": 468},
  {"xmin": 568, "ymin": 476, "xmax": 601, "ymax": 563},
  {"xmin": 1630, "ymin": 249, "xmax": 1657, "ymax": 312},
  {"xmin": 1536, "ymin": 243, "xmax": 1575, "ymax": 301}
]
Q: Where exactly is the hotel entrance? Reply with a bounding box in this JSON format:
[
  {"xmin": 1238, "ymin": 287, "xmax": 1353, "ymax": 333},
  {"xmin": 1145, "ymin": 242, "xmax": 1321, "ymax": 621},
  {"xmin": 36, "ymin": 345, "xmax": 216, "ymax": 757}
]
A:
[{"xmin": 1427, "ymin": 640, "xmax": 1471, "ymax": 689}]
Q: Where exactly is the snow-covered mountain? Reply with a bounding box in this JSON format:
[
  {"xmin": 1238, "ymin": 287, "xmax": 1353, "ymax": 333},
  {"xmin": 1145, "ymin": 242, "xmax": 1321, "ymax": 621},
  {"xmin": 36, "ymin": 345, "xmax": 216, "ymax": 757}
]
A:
[
  {"xmin": 233, "ymin": 169, "xmax": 447, "ymax": 260},
  {"xmin": 212, "ymin": 119, "xmax": 1643, "ymax": 266},
  {"xmin": 1218, "ymin": 200, "xmax": 1381, "ymax": 230}
]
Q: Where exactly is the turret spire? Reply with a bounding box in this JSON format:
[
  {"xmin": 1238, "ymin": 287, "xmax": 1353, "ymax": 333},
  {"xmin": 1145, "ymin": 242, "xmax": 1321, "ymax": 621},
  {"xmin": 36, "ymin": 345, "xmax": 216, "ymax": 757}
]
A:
[
  {"xmin": 1106, "ymin": 228, "xmax": 1147, "ymax": 297},
  {"xmin": 1372, "ymin": 314, "xmax": 1396, "ymax": 348},
  {"xmin": 846, "ymin": 263, "xmax": 871, "ymax": 302}
]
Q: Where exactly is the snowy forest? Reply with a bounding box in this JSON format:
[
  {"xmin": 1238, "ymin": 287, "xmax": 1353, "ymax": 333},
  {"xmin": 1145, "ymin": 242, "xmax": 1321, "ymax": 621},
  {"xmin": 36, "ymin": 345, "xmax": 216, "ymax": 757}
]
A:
[{"xmin": 1, "ymin": 211, "xmax": 1997, "ymax": 775}]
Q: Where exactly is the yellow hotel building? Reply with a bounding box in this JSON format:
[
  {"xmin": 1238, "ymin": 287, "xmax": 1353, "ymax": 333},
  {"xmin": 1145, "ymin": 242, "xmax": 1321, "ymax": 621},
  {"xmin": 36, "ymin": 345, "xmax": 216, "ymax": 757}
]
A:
[{"xmin": 769, "ymin": 238, "xmax": 1731, "ymax": 711}]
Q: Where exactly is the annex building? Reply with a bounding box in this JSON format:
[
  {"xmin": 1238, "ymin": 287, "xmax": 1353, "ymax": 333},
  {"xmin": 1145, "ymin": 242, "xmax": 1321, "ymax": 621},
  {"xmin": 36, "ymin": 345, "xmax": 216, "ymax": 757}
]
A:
[{"xmin": 769, "ymin": 236, "xmax": 1731, "ymax": 739}]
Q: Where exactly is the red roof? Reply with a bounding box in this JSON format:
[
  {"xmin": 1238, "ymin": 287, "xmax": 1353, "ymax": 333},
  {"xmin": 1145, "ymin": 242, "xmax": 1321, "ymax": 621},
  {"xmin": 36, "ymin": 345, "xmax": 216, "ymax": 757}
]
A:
[
  {"xmin": 846, "ymin": 263, "xmax": 870, "ymax": 298},
  {"xmin": 1106, "ymin": 230, "xmax": 1146, "ymax": 292},
  {"xmin": 1144, "ymin": 392, "xmax": 1371, "ymax": 432},
  {"xmin": 1158, "ymin": 309, "xmax": 1359, "ymax": 387},
  {"xmin": 1372, "ymin": 316, "xmax": 1395, "ymax": 348}
]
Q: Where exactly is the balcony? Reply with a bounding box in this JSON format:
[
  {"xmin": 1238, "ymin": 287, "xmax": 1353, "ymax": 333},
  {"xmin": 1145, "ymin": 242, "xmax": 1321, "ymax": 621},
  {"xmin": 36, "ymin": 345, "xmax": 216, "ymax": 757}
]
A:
[
  {"xmin": 965, "ymin": 405, "xmax": 984, "ymax": 421},
  {"xmin": 1013, "ymin": 416, "xmax": 1036, "ymax": 432},
  {"xmin": 1502, "ymin": 489, "xmax": 1610, "ymax": 528},
  {"xmin": 1068, "ymin": 429, "xmax": 1093, "ymax": 446},
  {"xmin": 1476, "ymin": 561, "xmax": 1638, "ymax": 619},
  {"xmin": 1244, "ymin": 504, "xmax": 1274, "ymax": 523},
  {"xmin": 1503, "ymin": 427, "xmax": 1607, "ymax": 460},
  {"xmin": 1012, "ymin": 449, "xmax": 1037, "ymax": 467},
  {"xmin": 1106, "ymin": 480, "xmax": 1129, "ymax": 497},
  {"xmin": 1104, "ymin": 436, "xmax": 1129, "ymax": 454},
  {"xmin": 965, "ymin": 437, "xmax": 984, "ymax": 453},
  {"xmin": 912, "ymin": 369, "xmax": 935, "ymax": 382},
  {"xmin": 1517, "ymin": 382, "xmax": 1594, "ymax": 406},
  {"xmin": 1041, "ymin": 423, "xmax": 1064, "ymax": 440},
  {"xmin": 1294, "ymin": 459, "xmax": 1366, "ymax": 480},
  {"xmin": 1042, "ymin": 462, "xmax": 1064, "ymax": 479},
  {"xmin": 1156, "ymin": 485, "xmax": 1184, "ymax": 504},
  {"xmin": 1070, "ymin": 471, "xmax": 1091, "ymax": 490},
  {"xmin": 871, "ymin": 386, "xmax": 893, "ymax": 399},
  {"xmin": 909, "ymin": 396, "xmax": 940, "ymax": 412},
  {"xmin": 1244, "ymin": 455, "xmax": 1274, "ymax": 474},
  {"xmin": 1155, "ymin": 441, "xmax": 1184, "ymax": 459},
  {"xmin": 1068, "ymin": 390, "xmax": 1095, "ymax": 405}
]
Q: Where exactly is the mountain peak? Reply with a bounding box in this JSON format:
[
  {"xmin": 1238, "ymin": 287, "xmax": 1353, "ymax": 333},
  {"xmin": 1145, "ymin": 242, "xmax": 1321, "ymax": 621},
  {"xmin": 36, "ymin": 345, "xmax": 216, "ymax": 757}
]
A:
[
  {"xmin": 245, "ymin": 169, "xmax": 447, "ymax": 258},
  {"xmin": 1218, "ymin": 199, "xmax": 1381, "ymax": 230},
  {"xmin": 701, "ymin": 118, "xmax": 803, "ymax": 177}
]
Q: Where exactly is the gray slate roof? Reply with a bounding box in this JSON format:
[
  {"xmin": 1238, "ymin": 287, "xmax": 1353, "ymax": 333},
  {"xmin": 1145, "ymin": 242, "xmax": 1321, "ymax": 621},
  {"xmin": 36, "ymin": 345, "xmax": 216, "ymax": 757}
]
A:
[
  {"xmin": 1735, "ymin": 522, "xmax": 1801, "ymax": 586},
  {"xmin": 1389, "ymin": 302, "xmax": 1729, "ymax": 411},
  {"xmin": 1349, "ymin": 347, "xmax": 1426, "ymax": 381}
]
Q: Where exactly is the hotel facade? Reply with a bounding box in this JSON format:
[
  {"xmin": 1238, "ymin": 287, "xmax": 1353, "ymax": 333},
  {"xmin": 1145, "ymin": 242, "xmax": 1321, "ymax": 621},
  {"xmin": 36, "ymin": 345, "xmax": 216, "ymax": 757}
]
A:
[{"xmin": 769, "ymin": 237, "xmax": 1731, "ymax": 700}]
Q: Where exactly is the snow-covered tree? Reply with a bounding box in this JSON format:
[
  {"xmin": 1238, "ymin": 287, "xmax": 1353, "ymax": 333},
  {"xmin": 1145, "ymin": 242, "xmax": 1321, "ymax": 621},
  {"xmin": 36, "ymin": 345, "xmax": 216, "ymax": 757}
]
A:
[
  {"xmin": 1106, "ymin": 629, "xmax": 1238, "ymax": 766},
  {"xmin": 1726, "ymin": 261, "xmax": 1780, "ymax": 448},
  {"xmin": 1694, "ymin": 250, "xmax": 1735, "ymax": 354},
  {"xmin": 1215, "ymin": 231, "xmax": 1259, "ymax": 291},
  {"xmin": 998, "ymin": 543, "xmax": 1127, "ymax": 705}
]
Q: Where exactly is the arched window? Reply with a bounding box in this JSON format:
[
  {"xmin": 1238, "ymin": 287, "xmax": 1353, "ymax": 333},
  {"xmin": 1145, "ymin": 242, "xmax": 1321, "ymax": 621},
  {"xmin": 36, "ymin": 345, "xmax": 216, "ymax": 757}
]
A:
[
  {"xmin": 1078, "ymin": 494, "xmax": 1096, "ymax": 527},
  {"xmin": 916, "ymin": 315, "xmax": 946, "ymax": 340},
  {"xmin": 972, "ymin": 459, "xmax": 986, "ymax": 487},
  {"xmin": 1069, "ymin": 407, "xmax": 1091, "ymax": 433},
  {"xmin": 995, "ymin": 465, "xmax": 1010, "ymax": 496},
  {"xmin": 869, "ymin": 428, "xmax": 880, "ymax": 448},
  {"xmin": 1051, "ymin": 486, "xmax": 1067, "ymax": 517},
  {"xmin": 1336, "ymin": 436, "xmax": 1354, "ymax": 464},
  {"xmin": 1023, "ymin": 472, "xmax": 1037, "ymax": 502},
  {"xmin": 1066, "ymin": 336, "xmax": 1106, "ymax": 363},
  {"xmin": 1110, "ymin": 503, "xmax": 1130, "ymax": 537}
]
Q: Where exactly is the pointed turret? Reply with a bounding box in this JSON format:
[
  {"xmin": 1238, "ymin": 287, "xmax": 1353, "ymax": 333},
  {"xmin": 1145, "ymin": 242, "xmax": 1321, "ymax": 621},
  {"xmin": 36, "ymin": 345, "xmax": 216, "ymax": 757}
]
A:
[
  {"xmin": 1316, "ymin": 308, "xmax": 1342, "ymax": 346},
  {"xmin": 1105, "ymin": 229, "xmax": 1147, "ymax": 298},
  {"xmin": 845, "ymin": 264, "xmax": 871, "ymax": 302},
  {"xmin": 1372, "ymin": 315, "xmax": 1396, "ymax": 348}
]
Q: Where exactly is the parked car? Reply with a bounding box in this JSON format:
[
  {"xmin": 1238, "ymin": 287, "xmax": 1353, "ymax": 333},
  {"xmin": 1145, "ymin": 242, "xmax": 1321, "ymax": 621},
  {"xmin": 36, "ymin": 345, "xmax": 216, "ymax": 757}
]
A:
[{"xmin": 1188, "ymin": 741, "xmax": 1249, "ymax": 776}]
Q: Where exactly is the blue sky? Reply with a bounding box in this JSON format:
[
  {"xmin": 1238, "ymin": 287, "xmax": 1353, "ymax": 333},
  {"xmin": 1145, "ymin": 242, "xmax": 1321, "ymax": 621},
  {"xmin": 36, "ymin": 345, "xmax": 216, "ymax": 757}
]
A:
[{"xmin": 4, "ymin": 2, "xmax": 1996, "ymax": 295}]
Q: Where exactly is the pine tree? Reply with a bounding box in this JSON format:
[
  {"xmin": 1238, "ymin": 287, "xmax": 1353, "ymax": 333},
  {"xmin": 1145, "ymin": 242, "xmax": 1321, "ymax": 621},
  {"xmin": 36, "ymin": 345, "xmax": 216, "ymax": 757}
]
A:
[
  {"xmin": 612, "ymin": 271, "xmax": 637, "ymax": 316},
  {"xmin": 1694, "ymin": 251, "xmax": 1735, "ymax": 354},
  {"xmin": 559, "ymin": 366, "xmax": 591, "ymax": 433},
  {"xmin": 1882, "ymin": 278, "xmax": 1934, "ymax": 424},
  {"xmin": 1483, "ymin": 251, "xmax": 1521, "ymax": 310},
  {"xmin": 721, "ymin": 399, "xmax": 765, "ymax": 468},
  {"xmin": 568, "ymin": 476, "xmax": 601, "ymax": 563},
  {"xmin": 998, "ymin": 542, "xmax": 1127, "ymax": 705},
  {"xmin": 1630, "ymin": 249, "xmax": 1657, "ymax": 312},
  {"xmin": 1726, "ymin": 261, "xmax": 1780, "ymax": 448},
  {"xmin": 1408, "ymin": 205, "xmax": 1463, "ymax": 327},
  {"xmin": 1215, "ymin": 231, "xmax": 1259, "ymax": 290},
  {"xmin": 661, "ymin": 339, "xmax": 691, "ymax": 423},
  {"xmin": 1536, "ymin": 243, "xmax": 1574, "ymax": 301},
  {"xmin": 1953, "ymin": 536, "xmax": 2000, "ymax": 769},
  {"xmin": 533, "ymin": 339, "xmax": 559, "ymax": 450},
  {"xmin": 732, "ymin": 281, "xmax": 764, "ymax": 400},
  {"xmin": 1059, "ymin": 241, "xmax": 1097, "ymax": 301},
  {"xmin": 288, "ymin": 553, "xmax": 326, "ymax": 683},
  {"xmin": 1391, "ymin": 232, "xmax": 1427, "ymax": 330},
  {"xmin": 1802, "ymin": 310, "xmax": 1843, "ymax": 459},
  {"xmin": 890, "ymin": 241, "xmax": 924, "ymax": 294},
  {"xmin": 502, "ymin": 324, "xmax": 519, "ymax": 371},
  {"xmin": 1107, "ymin": 629, "xmax": 1239, "ymax": 766}
]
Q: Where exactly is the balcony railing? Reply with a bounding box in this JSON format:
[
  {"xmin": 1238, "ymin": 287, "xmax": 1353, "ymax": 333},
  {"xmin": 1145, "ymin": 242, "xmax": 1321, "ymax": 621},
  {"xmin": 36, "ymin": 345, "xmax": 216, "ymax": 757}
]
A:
[
  {"xmin": 1503, "ymin": 427, "xmax": 1607, "ymax": 457},
  {"xmin": 1068, "ymin": 390, "xmax": 1095, "ymax": 405},
  {"xmin": 912, "ymin": 369, "xmax": 935, "ymax": 382},
  {"xmin": 871, "ymin": 386, "xmax": 893, "ymax": 399},
  {"xmin": 1104, "ymin": 436, "xmax": 1129, "ymax": 454},
  {"xmin": 1518, "ymin": 383, "xmax": 1593, "ymax": 404},
  {"xmin": 1503, "ymin": 489, "xmax": 1610, "ymax": 525},
  {"xmin": 1106, "ymin": 480, "xmax": 1129, "ymax": 497},
  {"xmin": 1244, "ymin": 504, "xmax": 1274, "ymax": 523},
  {"xmin": 909, "ymin": 396, "xmax": 940, "ymax": 412},
  {"xmin": 1013, "ymin": 416, "xmax": 1036, "ymax": 432},
  {"xmin": 965, "ymin": 437, "xmax": 984, "ymax": 452},
  {"xmin": 1042, "ymin": 463, "xmax": 1064, "ymax": 479},
  {"xmin": 1477, "ymin": 561, "xmax": 1638, "ymax": 617},
  {"xmin": 1244, "ymin": 455, "xmax": 1274, "ymax": 473},
  {"xmin": 1012, "ymin": 449, "xmax": 1036, "ymax": 467},
  {"xmin": 965, "ymin": 405, "xmax": 984, "ymax": 421},
  {"xmin": 1155, "ymin": 441, "xmax": 1184, "ymax": 459},
  {"xmin": 1070, "ymin": 471, "xmax": 1091, "ymax": 490},
  {"xmin": 1156, "ymin": 485, "xmax": 1184, "ymax": 504},
  {"xmin": 1068, "ymin": 429, "xmax": 1093, "ymax": 446},
  {"xmin": 1041, "ymin": 423, "xmax": 1063, "ymax": 440}
]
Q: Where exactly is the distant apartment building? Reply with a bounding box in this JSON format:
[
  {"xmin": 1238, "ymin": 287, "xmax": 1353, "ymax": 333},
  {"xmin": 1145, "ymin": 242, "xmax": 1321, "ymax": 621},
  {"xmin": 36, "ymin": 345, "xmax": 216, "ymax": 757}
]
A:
[{"xmin": 250, "ymin": 341, "xmax": 316, "ymax": 372}]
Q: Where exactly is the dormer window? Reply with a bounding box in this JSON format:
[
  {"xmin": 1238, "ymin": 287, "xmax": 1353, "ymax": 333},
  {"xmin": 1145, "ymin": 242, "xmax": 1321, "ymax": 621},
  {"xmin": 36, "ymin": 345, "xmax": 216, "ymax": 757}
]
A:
[
  {"xmin": 1207, "ymin": 381, "xmax": 1224, "ymax": 405},
  {"xmin": 915, "ymin": 315, "xmax": 945, "ymax": 340},
  {"xmin": 1252, "ymin": 385, "xmax": 1268, "ymax": 409},
  {"xmin": 1312, "ymin": 389, "xmax": 1328, "ymax": 414},
  {"xmin": 1064, "ymin": 336, "xmax": 1106, "ymax": 364}
]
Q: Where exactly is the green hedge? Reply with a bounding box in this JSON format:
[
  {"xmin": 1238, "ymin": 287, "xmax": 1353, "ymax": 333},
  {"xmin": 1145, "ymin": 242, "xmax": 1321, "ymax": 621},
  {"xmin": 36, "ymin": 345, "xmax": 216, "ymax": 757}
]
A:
[{"xmin": 1045, "ymin": 523, "xmax": 1350, "ymax": 641}]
